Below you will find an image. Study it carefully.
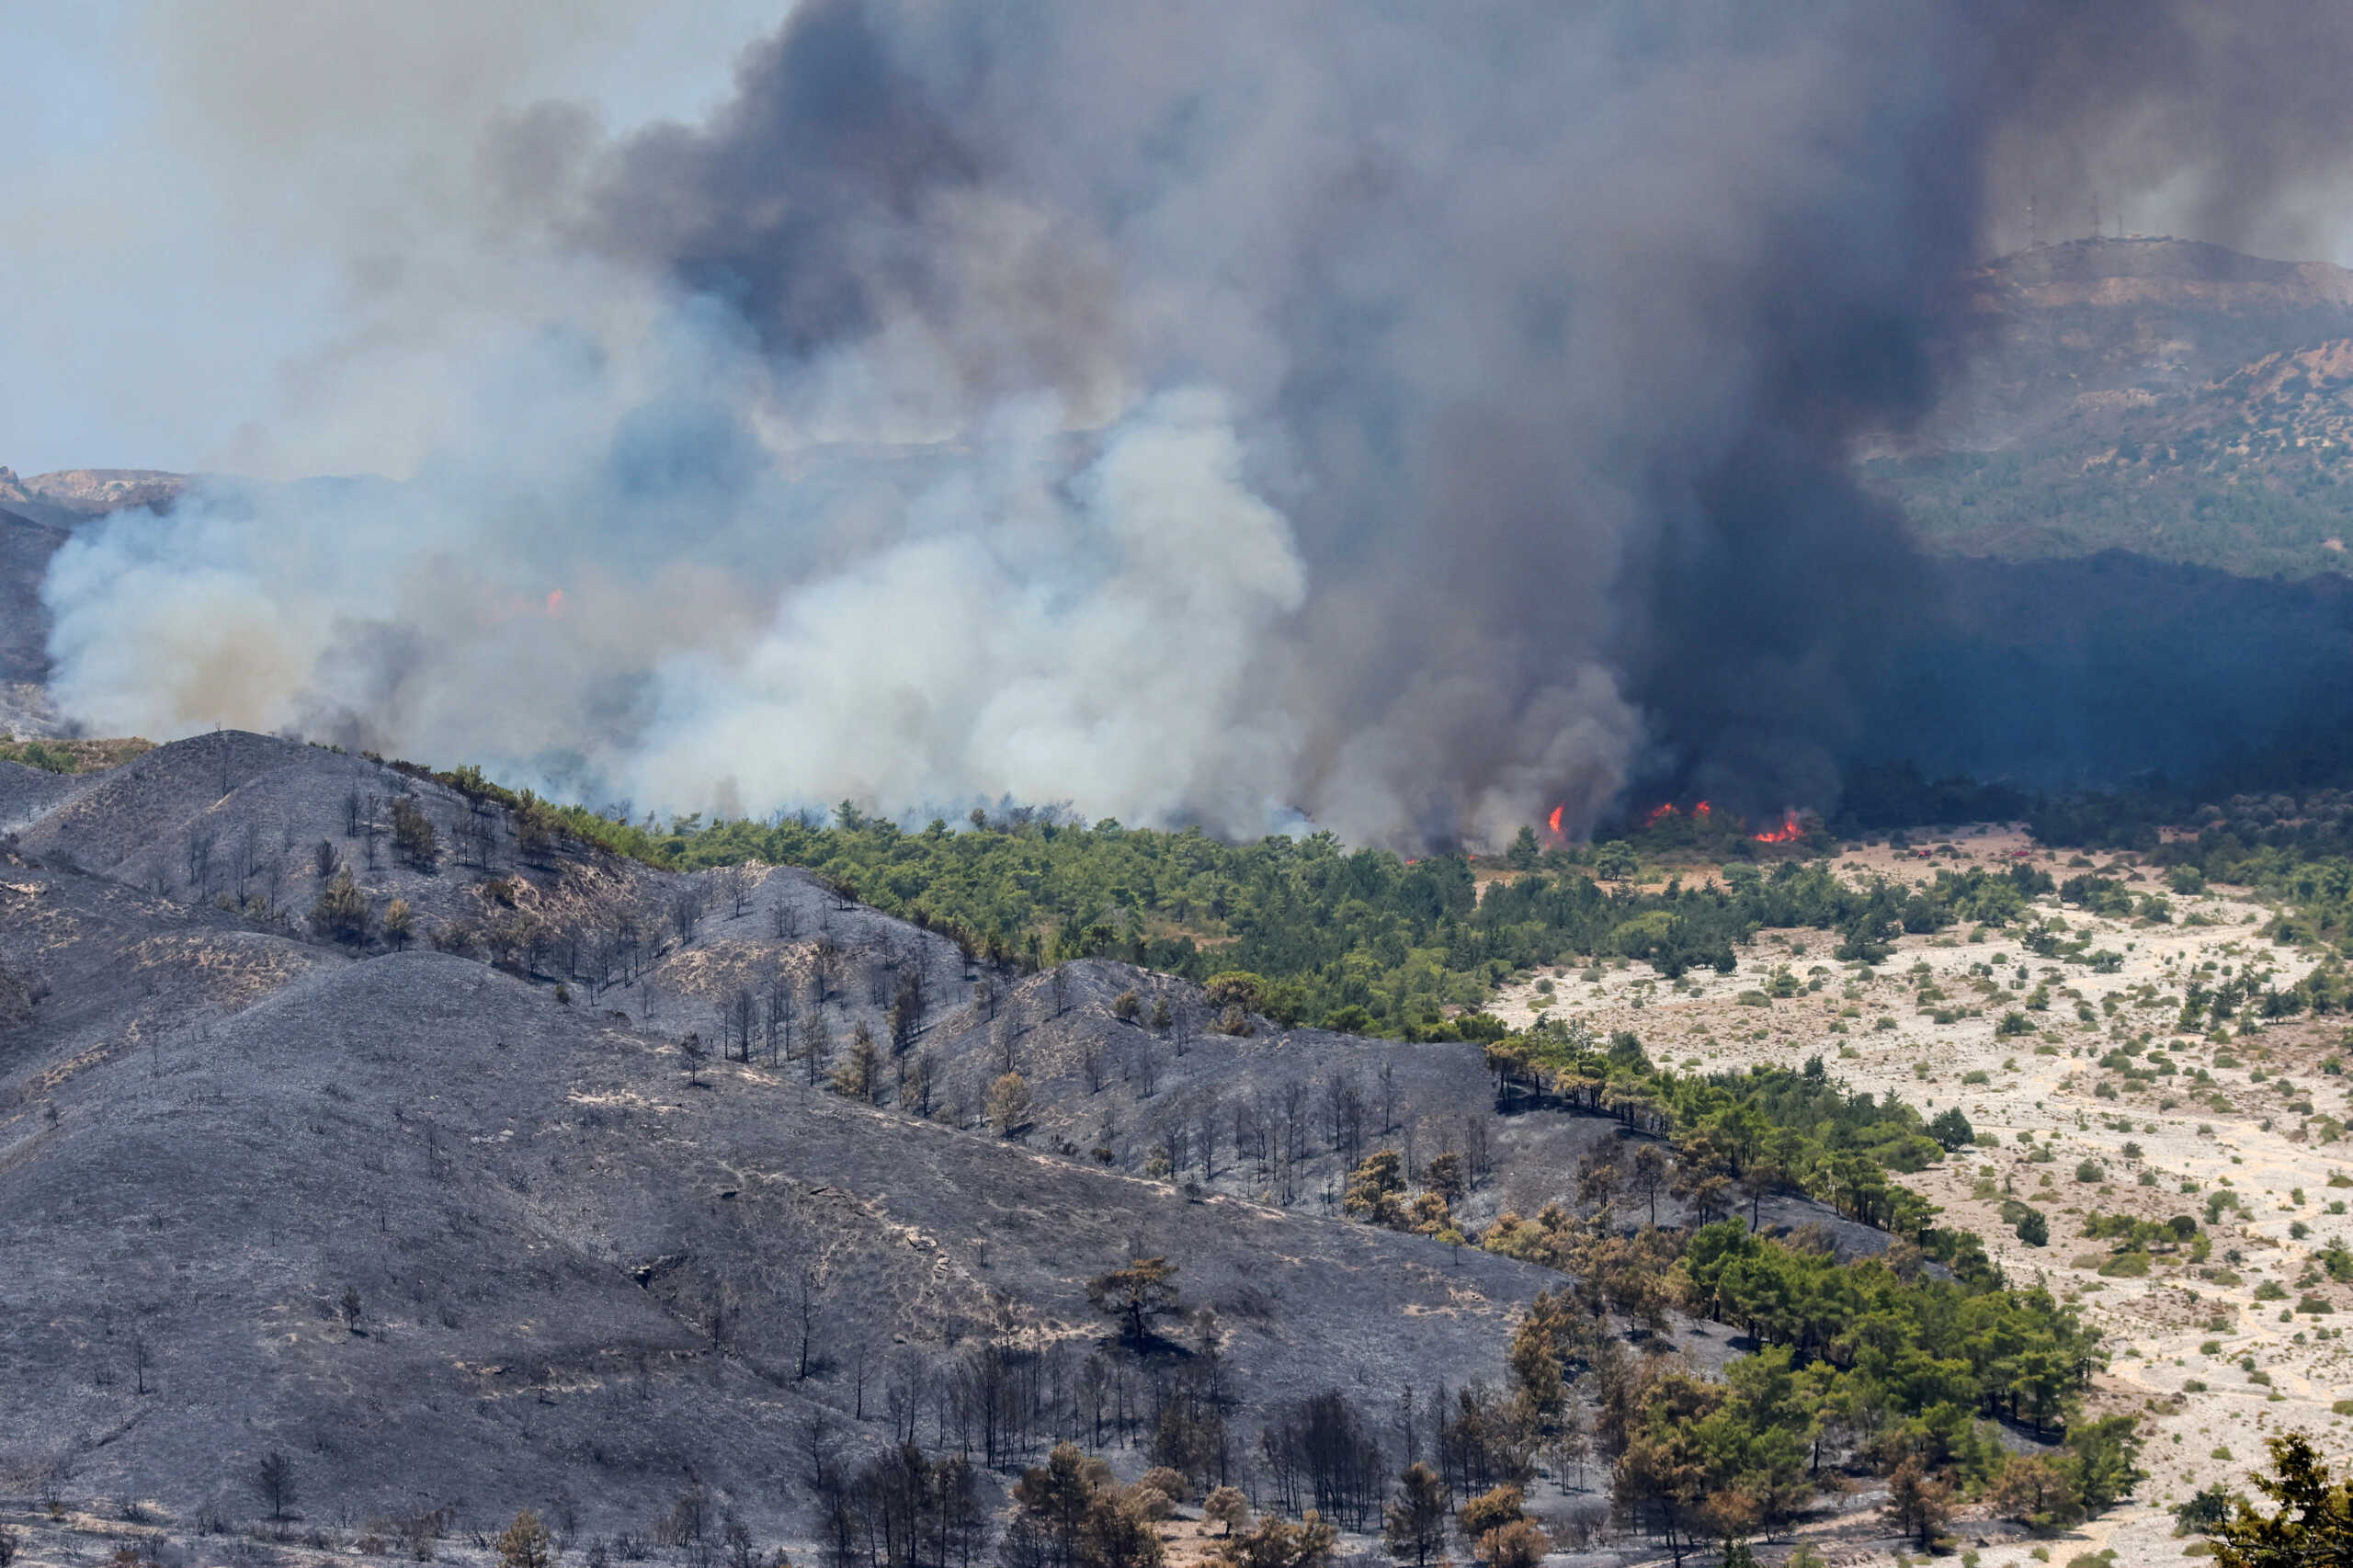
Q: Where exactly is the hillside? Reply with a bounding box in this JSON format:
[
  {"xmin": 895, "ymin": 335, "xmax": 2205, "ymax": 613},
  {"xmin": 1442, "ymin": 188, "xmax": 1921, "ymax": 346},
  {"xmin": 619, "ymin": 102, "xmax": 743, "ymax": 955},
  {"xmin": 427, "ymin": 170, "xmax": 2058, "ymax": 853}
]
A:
[
  {"xmin": 0, "ymin": 505, "xmax": 69, "ymax": 737},
  {"xmin": 0, "ymin": 733, "xmax": 2209, "ymax": 1568},
  {"xmin": 1932, "ymin": 236, "xmax": 2353, "ymax": 443},
  {"xmin": 0, "ymin": 733, "xmax": 1586, "ymax": 1537},
  {"xmin": 1877, "ymin": 236, "xmax": 2353, "ymax": 577},
  {"xmin": 0, "ymin": 466, "xmax": 188, "ymax": 521},
  {"xmin": 1484, "ymin": 824, "xmax": 2353, "ymax": 1568},
  {"xmin": 1, "ymin": 468, "xmax": 191, "ymax": 740}
]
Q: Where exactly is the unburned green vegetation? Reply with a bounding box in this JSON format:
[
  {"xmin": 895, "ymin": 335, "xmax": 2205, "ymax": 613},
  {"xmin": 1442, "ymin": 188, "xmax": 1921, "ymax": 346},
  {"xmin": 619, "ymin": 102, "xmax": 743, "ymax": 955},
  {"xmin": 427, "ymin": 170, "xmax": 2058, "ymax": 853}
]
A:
[{"xmin": 387, "ymin": 756, "xmax": 2063, "ymax": 1039}]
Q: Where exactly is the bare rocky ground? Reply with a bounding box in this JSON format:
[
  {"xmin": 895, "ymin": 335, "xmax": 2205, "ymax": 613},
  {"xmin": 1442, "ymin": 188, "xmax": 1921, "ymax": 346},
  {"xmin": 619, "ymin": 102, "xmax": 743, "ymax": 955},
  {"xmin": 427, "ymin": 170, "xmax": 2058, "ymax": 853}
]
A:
[
  {"xmin": 0, "ymin": 733, "xmax": 1631, "ymax": 1562},
  {"xmin": 1495, "ymin": 824, "xmax": 2353, "ymax": 1565}
]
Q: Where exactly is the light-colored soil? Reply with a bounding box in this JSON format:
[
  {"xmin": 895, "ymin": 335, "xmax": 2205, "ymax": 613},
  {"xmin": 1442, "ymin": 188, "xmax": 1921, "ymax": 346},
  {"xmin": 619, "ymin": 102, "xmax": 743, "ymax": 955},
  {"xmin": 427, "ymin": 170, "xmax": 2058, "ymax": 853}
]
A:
[{"xmin": 1495, "ymin": 832, "xmax": 2353, "ymax": 1564}]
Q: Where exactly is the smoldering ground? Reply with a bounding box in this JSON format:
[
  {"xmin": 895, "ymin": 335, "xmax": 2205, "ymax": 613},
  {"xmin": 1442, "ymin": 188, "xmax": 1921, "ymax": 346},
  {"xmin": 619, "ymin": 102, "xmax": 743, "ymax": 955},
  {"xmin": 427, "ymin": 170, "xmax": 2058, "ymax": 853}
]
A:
[{"xmin": 41, "ymin": 0, "xmax": 2353, "ymax": 846}]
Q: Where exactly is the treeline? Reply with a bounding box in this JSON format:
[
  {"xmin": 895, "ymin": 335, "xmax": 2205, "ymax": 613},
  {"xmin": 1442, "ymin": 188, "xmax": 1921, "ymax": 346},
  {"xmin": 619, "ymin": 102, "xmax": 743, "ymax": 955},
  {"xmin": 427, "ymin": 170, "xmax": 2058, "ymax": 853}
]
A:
[
  {"xmin": 391, "ymin": 752, "xmax": 2066, "ymax": 1037},
  {"xmin": 1831, "ymin": 763, "xmax": 2037, "ymax": 835},
  {"xmin": 2024, "ymin": 783, "xmax": 2353, "ymax": 855},
  {"xmin": 2034, "ymin": 784, "xmax": 2353, "ymax": 962},
  {"xmin": 1313, "ymin": 1028, "xmax": 2142, "ymax": 1558},
  {"xmin": 1867, "ymin": 440, "xmax": 2353, "ymax": 581},
  {"xmin": 1347, "ymin": 1135, "xmax": 2131, "ymax": 1560},
  {"xmin": 1479, "ymin": 1039, "xmax": 1973, "ymax": 1242},
  {"xmin": 1337, "ymin": 1017, "xmax": 1984, "ymax": 1270},
  {"xmin": 797, "ymin": 1256, "xmax": 2123, "ymax": 1568},
  {"xmin": 1592, "ymin": 768, "xmax": 2033, "ymax": 847}
]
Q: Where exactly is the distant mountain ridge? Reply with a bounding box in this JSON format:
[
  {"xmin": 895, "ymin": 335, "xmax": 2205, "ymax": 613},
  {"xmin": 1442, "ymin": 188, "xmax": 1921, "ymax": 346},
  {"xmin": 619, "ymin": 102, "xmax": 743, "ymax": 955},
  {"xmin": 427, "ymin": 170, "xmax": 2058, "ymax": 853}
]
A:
[
  {"xmin": 1862, "ymin": 235, "xmax": 2353, "ymax": 578},
  {"xmin": 0, "ymin": 504, "xmax": 69, "ymax": 737},
  {"xmin": 1928, "ymin": 235, "xmax": 2353, "ymax": 447},
  {"xmin": 0, "ymin": 464, "xmax": 188, "ymax": 517}
]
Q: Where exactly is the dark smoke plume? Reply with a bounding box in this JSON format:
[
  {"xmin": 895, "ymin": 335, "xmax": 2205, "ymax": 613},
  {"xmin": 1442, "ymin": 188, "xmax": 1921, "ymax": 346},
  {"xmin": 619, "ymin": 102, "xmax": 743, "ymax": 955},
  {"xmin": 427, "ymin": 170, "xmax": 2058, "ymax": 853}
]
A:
[{"xmin": 45, "ymin": 0, "xmax": 2353, "ymax": 844}]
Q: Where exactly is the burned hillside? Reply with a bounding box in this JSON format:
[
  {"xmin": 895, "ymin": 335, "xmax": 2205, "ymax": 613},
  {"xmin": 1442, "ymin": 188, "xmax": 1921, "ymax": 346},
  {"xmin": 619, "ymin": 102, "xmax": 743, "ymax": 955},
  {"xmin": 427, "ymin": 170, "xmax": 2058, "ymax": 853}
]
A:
[{"xmin": 1, "ymin": 733, "xmax": 1580, "ymax": 1535}]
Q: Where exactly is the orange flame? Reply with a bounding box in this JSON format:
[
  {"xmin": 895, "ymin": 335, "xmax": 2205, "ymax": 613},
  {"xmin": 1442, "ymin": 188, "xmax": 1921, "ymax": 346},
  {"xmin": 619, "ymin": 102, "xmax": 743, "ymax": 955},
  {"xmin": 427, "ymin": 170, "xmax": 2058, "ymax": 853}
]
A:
[
  {"xmin": 1752, "ymin": 809, "xmax": 1804, "ymax": 844},
  {"xmin": 1641, "ymin": 801, "xmax": 1678, "ymax": 828},
  {"xmin": 546, "ymin": 588, "xmax": 565, "ymax": 616},
  {"xmin": 1546, "ymin": 802, "xmax": 1563, "ymax": 838}
]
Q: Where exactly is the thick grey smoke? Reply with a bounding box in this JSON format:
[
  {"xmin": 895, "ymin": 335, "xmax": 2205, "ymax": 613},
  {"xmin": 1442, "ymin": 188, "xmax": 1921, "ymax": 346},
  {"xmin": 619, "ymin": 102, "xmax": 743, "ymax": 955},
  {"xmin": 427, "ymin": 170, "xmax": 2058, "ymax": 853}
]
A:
[{"xmin": 43, "ymin": 0, "xmax": 2353, "ymax": 845}]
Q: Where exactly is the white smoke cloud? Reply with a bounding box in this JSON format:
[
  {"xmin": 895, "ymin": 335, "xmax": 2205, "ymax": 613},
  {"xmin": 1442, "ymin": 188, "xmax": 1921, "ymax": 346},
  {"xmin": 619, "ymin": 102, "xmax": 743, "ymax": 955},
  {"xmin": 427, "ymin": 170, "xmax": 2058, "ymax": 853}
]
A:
[
  {"xmin": 44, "ymin": 363, "xmax": 1320, "ymax": 836},
  {"xmin": 625, "ymin": 387, "xmax": 1312, "ymax": 828}
]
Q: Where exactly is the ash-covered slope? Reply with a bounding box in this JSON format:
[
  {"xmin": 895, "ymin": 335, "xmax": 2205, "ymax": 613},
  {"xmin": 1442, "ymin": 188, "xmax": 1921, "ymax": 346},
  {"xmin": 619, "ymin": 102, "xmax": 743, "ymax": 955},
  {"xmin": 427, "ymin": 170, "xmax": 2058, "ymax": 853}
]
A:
[
  {"xmin": 0, "ymin": 734, "xmax": 1563, "ymax": 1533},
  {"xmin": 11, "ymin": 731, "xmax": 1622, "ymax": 1229},
  {"xmin": 0, "ymin": 756, "xmax": 97, "ymax": 833},
  {"xmin": 654, "ymin": 947, "xmax": 1631, "ymax": 1234}
]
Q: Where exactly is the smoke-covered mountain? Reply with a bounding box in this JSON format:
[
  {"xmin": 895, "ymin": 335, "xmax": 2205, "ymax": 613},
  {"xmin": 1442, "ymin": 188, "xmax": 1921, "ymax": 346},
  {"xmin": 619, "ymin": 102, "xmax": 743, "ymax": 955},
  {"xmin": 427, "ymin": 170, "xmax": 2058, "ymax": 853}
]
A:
[
  {"xmin": 17, "ymin": 234, "xmax": 2353, "ymax": 805},
  {"xmin": 1873, "ymin": 237, "xmax": 2353, "ymax": 578},
  {"xmin": 22, "ymin": 0, "xmax": 2353, "ymax": 846},
  {"xmin": 18, "ymin": 239, "xmax": 2353, "ymax": 804},
  {"xmin": 1930, "ymin": 236, "xmax": 2353, "ymax": 444}
]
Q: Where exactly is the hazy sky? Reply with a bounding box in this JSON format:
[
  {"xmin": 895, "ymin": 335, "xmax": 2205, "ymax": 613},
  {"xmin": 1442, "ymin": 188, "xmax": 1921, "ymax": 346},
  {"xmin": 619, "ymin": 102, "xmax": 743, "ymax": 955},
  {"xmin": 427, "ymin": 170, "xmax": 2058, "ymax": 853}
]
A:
[
  {"xmin": 14, "ymin": 1, "xmax": 2353, "ymax": 481},
  {"xmin": 2, "ymin": 1, "xmax": 785, "ymax": 475}
]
